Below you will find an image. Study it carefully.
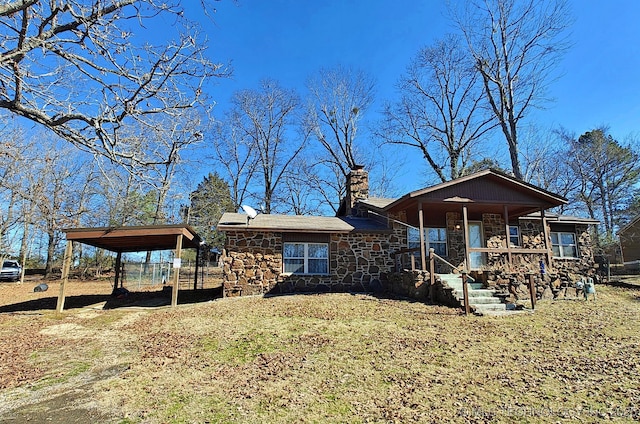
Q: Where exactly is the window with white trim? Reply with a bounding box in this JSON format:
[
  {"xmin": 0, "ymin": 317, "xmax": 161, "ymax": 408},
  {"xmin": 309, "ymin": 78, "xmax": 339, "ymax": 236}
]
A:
[
  {"xmin": 408, "ymin": 227, "xmax": 447, "ymax": 257},
  {"xmin": 551, "ymin": 232, "xmax": 578, "ymax": 258},
  {"xmin": 509, "ymin": 226, "xmax": 521, "ymax": 247},
  {"xmin": 283, "ymin": 242, "xmax": 329, "ymax": 274}
]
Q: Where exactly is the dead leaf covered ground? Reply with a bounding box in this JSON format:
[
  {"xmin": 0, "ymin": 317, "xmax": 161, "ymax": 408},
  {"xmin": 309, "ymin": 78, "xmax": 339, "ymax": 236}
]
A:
[{"xmin": 0, "ymin": 278, "xmax": 639, "ymax": 423}]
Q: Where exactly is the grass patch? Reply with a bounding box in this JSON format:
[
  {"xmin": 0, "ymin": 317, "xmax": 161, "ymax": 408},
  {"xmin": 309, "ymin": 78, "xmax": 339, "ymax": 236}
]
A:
[
  {"xmin": 2, "ymin": 287, "xmax": 640, "ymax": 423},
  {"xmin": 29, "ymin": 361, "xmax": 92, "ymax": 391}
]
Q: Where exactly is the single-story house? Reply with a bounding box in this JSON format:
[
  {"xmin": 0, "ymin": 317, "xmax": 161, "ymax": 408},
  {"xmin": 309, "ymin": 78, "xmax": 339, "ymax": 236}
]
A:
[{"xmin": 218, "ymin": 168, "xmax": 598, "ymax": 307}]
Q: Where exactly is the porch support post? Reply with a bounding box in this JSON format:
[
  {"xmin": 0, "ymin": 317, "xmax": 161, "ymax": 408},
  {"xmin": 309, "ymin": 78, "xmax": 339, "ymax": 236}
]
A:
[
  {"xmin": 462, "ymin": 271, "xmax": 470, "ymax": 315},
  {"xmin": 418, "ymin": 202, "xmax": 427, "ymax": 271},
  {"xmin": 528, "ymin": 272, "xmax": 537, "ymax": 310},
  {"xmin": 171, "ymin": 234, "xmax": 183, "ymax": 307},
  {"xmin": 429, "ymin": 248, "xmax": 435, "ymax": 300},
  {"xmin": 56, "ymin": 240, "xmax": 74, "ymax": 313},
  {"xmin": 541, "ymin": 208, "xmax": 552, "ymax": 268},
  {"xmin": 504, "ymin": 205, "xmax": 512, "ymax": 267},
  {"xmin": 194, "ymin": 244, "xmax": 200, "ymax": 290},
  {"xmin": 462, "ymin": 204, "xmax": 470, "ymax": 272}
]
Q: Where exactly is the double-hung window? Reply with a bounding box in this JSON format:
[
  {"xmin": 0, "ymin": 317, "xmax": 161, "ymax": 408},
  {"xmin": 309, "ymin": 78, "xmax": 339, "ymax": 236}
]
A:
[
  {"xmin": 408, "ymin": 227, "xmax": 447, "ymax": 257},
  {"xmin": 284, "ymin": 242, "xmax": 329, "ymax": 274},
  {"xmin": 551, "ymin": 232, "xmax": 578, "ymax": 258},
  {"xmin": 509, "ymin": 226, "xmax": 521, "ymax": 247}
]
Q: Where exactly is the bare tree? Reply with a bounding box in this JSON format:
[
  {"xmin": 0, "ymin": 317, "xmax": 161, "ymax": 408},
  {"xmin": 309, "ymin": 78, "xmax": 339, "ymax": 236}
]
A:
[
  {"xmin": 0, "ymin": 1, "xmax": 227, "ymax": 169},
  {"xmin": 305, "ymin": 66, "xmax": 375, "ymax": 177},
  {"xmin": 0, "ymin": 125, "xmax": 27, "ymax": 261},
  {"xmin": 208, "ymin": 117, "xmax": 258, "ymax": 210},
  {"xmin": 230, "ymin": 79, "xmax": 307, "ymax": 214},
  {"xmin": 26, "ymin": 143, "xmax": 95, "ymax": 276},
  {"xmin": 141, "ymin": 109, "xmax": 206, "ymax": 224},
  {"xmin": 521, "ymin": 125, "xmax": 575, "ymax": 207},
  {"xmin": 453, "ymin": 0, "xmax": 571, "ymax": 179},
  {"xmin": 380, "ymin": 35, "xmax": 496, "ymax": 182},
  {"xmin": 280, "ymin": 157, "xmax": 326, "ymax": 216}
]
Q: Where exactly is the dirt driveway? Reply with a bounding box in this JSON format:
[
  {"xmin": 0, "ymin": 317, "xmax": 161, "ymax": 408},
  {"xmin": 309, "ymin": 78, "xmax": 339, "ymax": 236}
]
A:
[{"xmin": 0, "ymin": 278, "xmax": 221, "ymax": 423}]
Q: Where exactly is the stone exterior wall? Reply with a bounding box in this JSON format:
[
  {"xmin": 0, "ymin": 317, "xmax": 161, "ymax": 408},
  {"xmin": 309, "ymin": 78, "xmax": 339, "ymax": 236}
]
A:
[
  {"xmin": 222, "ymin": 229, "xmax": 401, "ymax": 297},
  {"xmin": 478, "ymin": 221, "xmax": 596, "ymax": 302},
  {"xmin": 345, "ymin": 167, "xmax": 369, "ymax": 216},
  {"xmin": 223, "ymin": 210, "xmax": 596, "ymax": 307},
  {"xmin": 385, "ymin": 270, "xmax": 430, "ymax": 300},
  {"xmin": 445, "ymin": 212, "xmax": 466, "ymax": 270},
  {"xmin": 222, "ymin": 231, "xmax": 283, "ymax": 296}
]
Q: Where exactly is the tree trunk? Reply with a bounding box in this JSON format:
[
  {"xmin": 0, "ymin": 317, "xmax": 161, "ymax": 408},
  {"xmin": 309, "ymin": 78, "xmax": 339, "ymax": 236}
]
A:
[{"xmin": 44, "ymin": 231, "xmax": 56, "ymax": 278}]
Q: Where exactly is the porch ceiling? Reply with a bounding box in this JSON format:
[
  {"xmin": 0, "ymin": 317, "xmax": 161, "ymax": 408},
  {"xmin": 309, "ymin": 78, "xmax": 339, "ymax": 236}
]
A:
[{"xmin": 400, "ymin": 201, "xmax": 545, "ymax": 228}]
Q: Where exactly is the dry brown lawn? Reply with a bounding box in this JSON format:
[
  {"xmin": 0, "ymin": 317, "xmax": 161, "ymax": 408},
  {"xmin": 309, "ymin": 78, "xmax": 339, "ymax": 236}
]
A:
[{"xmin": 0, "ymin": 276, "xmax": 639, "ymax": 423}]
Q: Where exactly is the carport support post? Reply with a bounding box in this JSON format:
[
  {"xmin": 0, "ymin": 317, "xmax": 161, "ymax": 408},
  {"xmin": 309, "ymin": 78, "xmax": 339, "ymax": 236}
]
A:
[
  {"xmin": 171, "ymin": 234, "xmax": 183, "ymax": 307},
  {"xmin": 56, "ymin": 240, "xmax": 74, "ymax": 313},
  {"xmin": 113, "ymin": 252, "xmax": 122, "ymax": 295}
]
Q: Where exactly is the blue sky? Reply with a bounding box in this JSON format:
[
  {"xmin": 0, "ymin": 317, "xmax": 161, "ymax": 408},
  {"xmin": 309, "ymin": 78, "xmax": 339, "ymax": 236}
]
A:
[{"xmin": 189, "ymin": 0, "xmax": 640, "ymax": 191}]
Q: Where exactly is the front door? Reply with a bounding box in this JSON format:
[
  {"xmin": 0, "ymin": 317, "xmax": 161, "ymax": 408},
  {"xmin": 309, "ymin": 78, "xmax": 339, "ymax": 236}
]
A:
[{"xmin": 468, "ymin": 222, "xmax": 485, "ymax": 269}]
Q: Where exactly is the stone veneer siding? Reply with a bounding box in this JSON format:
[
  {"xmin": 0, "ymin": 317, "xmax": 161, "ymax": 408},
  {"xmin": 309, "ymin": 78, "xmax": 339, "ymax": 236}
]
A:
[
  {"xmin": 441, "ymin": 212, "xmax": 596, "ymax": 302},
  {"xmin": 223, "ymin": 229, "xmax": 401, "ymax": 297},
  {"xmin": 444, "ymin": 213, "xmax": 594, "ymax": 273}
]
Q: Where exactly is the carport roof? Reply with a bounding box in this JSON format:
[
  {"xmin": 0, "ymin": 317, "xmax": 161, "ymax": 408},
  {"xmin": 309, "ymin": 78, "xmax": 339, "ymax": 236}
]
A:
[{"xmin": 63, "ymin": 225, "xmax": 203, "ymax": 253}]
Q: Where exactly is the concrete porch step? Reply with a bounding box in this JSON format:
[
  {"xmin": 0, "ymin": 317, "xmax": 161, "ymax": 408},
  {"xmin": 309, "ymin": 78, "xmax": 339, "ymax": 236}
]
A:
[
  {"xmin": 437, "ymin": 273, "xmax": 521, "ymax": 315},
  {"xmin": 438, "ymin": 274, "xmax": 484, "ymax": 290},
  {"xmin": 447, "ymin": 287, "xmax": 496, "ymax": 297},
  {"xmin": 466, "ymin": 296, "xmax": 503, "ymax": 305},
  {"xmin": 471, "ymin": 302, "xmax": 512, "ymax": 311}
]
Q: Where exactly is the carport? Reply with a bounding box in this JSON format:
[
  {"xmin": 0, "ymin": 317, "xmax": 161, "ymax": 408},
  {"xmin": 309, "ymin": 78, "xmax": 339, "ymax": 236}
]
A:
[{"xmin": 56, "ymin": 225, "xmax": 203, "ymax": 312}]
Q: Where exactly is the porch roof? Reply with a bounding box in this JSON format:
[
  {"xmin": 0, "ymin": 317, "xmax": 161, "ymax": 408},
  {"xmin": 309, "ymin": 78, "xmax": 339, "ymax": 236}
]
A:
[{"xmin": 382, "ymin": 169, "xmax": 567, "ymax": 226}]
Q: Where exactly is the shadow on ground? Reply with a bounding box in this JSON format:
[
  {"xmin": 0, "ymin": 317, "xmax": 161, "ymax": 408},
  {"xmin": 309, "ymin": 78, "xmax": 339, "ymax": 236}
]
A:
[{"xmin": 0, "ymin": 287, "xmax": 222, "ymax": 313}]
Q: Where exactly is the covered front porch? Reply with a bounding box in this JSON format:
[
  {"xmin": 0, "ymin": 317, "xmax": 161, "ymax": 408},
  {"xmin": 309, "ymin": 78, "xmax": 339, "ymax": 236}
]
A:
[{"xmin": 382, "ymin": 169, "xmax": 567, "ymax": 277}]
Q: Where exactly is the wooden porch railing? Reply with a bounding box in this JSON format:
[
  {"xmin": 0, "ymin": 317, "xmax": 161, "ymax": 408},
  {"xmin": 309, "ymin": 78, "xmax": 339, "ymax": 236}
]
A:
[{"xmin": 393, "ymin": 247, "xmax": 541, "ymax": 315}]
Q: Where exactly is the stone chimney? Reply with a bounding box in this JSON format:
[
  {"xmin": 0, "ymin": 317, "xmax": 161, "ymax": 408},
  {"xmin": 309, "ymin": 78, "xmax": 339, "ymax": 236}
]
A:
[{"xmin": 345, "ymin": 165, "xmax": 369, "ymax": 215}]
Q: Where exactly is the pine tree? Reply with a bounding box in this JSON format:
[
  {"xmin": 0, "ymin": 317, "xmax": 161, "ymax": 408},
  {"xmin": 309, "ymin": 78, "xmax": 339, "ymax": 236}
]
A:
[{"xmin": 188, "ymin": 173, "xmax": 234, "ymax": 251}]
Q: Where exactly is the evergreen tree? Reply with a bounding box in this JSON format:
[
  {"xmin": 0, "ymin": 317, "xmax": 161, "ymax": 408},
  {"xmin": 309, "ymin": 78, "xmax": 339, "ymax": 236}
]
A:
[
  {"xmin": 188, "ymin": 173, "xmax": 234, "ymax": 251},
  {"xmin": 568, "ymin": 128, "xmax": 640, "ymax": 242}
]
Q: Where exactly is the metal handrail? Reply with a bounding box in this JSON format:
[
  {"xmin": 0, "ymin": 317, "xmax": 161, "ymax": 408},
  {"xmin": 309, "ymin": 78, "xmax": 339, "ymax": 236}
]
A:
[
  {"xmin": 429, "ymin": 249, "xmax": 473, "ymax": 315},
  {"xmin": 431, "ymin": 251, "xmax": 475, "ymax": 282},
  {"xmin": 431, "ymin": 251, "xmax": 465, "ymax": 274}
]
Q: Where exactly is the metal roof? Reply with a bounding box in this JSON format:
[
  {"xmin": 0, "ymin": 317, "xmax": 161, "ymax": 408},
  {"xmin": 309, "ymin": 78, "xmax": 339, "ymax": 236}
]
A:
[
  {"xmin": 523, "ymin": 212, "xmax": 600, "ymax": 225},
  {"xmin": 63, "ymin": 225, "xmax": 203, "ymax": 253}
]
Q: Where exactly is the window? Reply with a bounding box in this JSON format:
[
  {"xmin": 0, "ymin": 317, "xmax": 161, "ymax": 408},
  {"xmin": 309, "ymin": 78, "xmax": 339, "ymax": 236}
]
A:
[
  {"xmin": 509, "ymin": 226, "xmax": 521, "ymax": 247},
  {"xmin": 551, "ymin": 232, "xmax": 578, "ymax": 258},
  {"xmin": 408, "ymin": 227, "xmax": 447, "ymax": 257},
  {"xmin": 284, "ymin": 242, "xmax": 329, "ymax": 274}
]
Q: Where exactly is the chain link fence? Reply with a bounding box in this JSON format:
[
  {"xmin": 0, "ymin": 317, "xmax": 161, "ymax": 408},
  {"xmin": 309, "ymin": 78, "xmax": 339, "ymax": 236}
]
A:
[{"xmin": 119, "ymin": 261, "xmax": 222, "ymax": 291}]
